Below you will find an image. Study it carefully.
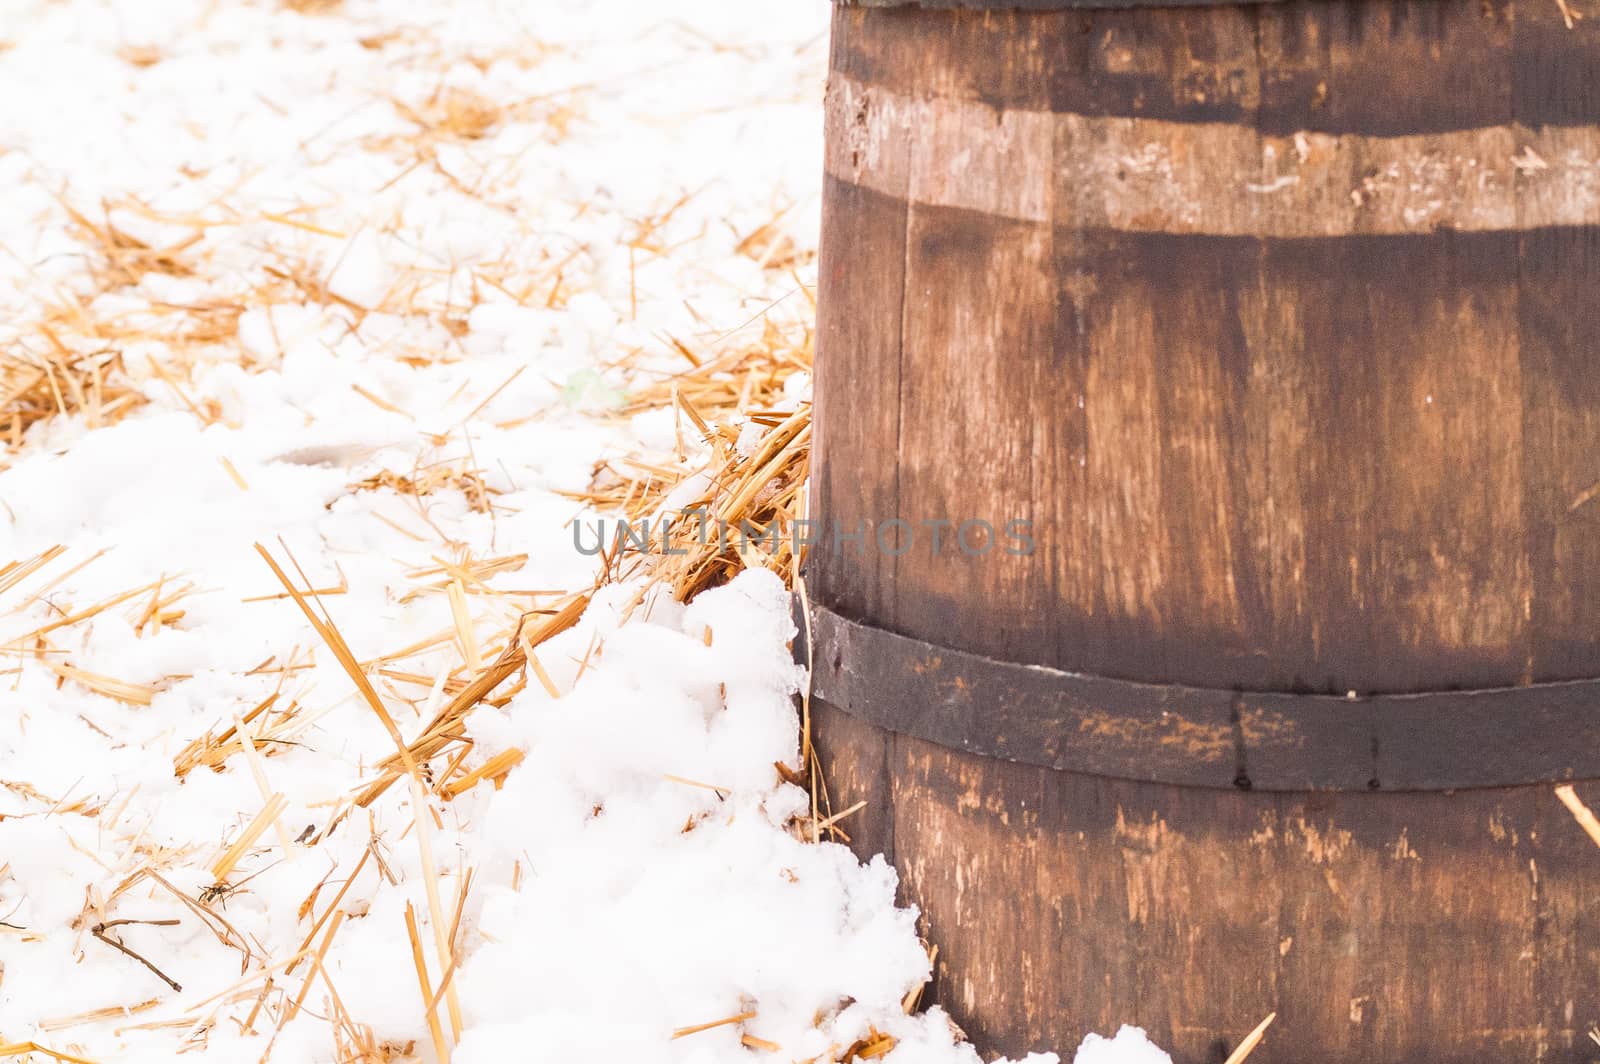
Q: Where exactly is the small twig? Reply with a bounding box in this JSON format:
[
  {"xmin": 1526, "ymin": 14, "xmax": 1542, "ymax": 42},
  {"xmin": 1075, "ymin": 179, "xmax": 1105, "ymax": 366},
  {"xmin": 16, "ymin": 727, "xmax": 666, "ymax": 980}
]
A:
[{"xmin": 91, "ymin": 919, "xmax": 183, "ymax": 992}]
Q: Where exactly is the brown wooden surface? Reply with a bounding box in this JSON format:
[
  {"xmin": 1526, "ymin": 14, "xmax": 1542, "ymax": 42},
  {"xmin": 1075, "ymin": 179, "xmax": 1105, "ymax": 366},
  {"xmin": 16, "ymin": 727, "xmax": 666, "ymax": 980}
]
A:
[
  {"xmin": 811, "ymin": 0, "xmax": 1600, "ymax": 1060},
  {"xmin": 816, "ymin": 698, "xmax": 1600, "ymax": 1062},
  {"xmin": 819, "ymin": 0, "xmax": 1600, "ymax": 693}
]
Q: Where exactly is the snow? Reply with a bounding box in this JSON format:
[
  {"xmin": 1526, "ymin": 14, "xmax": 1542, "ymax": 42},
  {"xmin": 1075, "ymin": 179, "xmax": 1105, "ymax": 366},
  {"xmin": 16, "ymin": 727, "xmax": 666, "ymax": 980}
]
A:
[
  {"xmin": 0, "ymin": 0, "xmax": 1165, "ymax": 1061},
  {"xmin": 1073, "ymin": 1027, "xmax": 1173, "ymax": 1064}
]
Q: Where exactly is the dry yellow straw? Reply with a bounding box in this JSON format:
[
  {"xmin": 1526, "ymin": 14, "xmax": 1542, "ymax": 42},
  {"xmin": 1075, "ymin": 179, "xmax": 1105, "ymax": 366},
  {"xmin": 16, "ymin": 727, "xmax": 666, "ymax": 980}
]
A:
[
  {"xmin": 0, "ymin": 1040, "xmax": 100, "ymax": 1064},
  {"xmin": 41, "ymin": 660, "xmax": 156, "ymax": 706},
  {"xmin": 1222, "ymin": 1012, "xmax": 1276, "ymax": 1064},
  {"xmin": 440, "ymin": 749, "xmax": 525, "ymax": 799},
  {"xmin": 39, "ymin": 998, "xmax": 161, "ymax": 1032},
  {"xmin": 672, "ymin": 1010, "xmax": 757, "ymax": 1040},
  {"xmin": 219, "ymin": 457, "xmax": 249, "ymax": 491},
  {"xmin": 256, "ymin": 543, "xmax": 464, "ymax": 1036},
  {"xmin": 1556, "ymin": 784, "xmax": 1600, "ymax": 848},
  {"xmin": 448, "ymin": 579, "xmax": 481, "ymax": 673},
  {"xmin": 0, "ymin": 544, "xmax": 66, "ymax": 597},
  {"xmin": 233, "ymin": 711, "xmax": 296, "ymax": 862},
  {"xmin": 211, "ymin": 793, "xmax": 288, "ymax": 879},
  {"xmin": 405, "ymin": 902, "xmax": 451, "ymax": 1064}
]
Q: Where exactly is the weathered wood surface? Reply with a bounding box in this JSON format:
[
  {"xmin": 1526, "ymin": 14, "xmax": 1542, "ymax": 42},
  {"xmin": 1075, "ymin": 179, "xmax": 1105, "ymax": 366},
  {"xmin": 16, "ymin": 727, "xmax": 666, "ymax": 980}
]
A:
[
  {"xmin": 815, "ymin": 700, "xmax": 1600, "ymax": 1062},
  {"xmin": 810, "ymin": 1, "xmax": 1600, "ymax": 1060},
  {"xmin": 817, "ymin": 0, "xmax": 1600, "ymax": 695}
]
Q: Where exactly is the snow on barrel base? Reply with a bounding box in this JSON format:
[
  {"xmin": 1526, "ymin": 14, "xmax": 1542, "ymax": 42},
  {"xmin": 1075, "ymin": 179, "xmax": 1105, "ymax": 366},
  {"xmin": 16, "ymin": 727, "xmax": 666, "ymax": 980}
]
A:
[
  {"xmin": 441, "ymin": 569, "xmax": 1055, "ymax": 1063},
  {"xmin": 1074, "ymin": 1027, "xmax": 1174, "ymax": 1064}
]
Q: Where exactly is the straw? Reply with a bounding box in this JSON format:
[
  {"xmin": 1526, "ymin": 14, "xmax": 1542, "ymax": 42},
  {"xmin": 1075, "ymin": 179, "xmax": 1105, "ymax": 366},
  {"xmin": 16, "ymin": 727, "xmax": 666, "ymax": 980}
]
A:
[{"xmin": 1222, "ymin": 1013, "xmax": 1277, "ymax": 1064}]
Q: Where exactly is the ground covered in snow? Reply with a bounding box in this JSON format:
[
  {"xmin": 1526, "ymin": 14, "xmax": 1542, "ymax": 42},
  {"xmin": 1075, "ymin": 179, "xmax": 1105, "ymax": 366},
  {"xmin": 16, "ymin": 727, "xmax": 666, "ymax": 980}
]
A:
[{"xmin": 0, "ymin": 2, "xmax": 1168, "ymax": 1062}]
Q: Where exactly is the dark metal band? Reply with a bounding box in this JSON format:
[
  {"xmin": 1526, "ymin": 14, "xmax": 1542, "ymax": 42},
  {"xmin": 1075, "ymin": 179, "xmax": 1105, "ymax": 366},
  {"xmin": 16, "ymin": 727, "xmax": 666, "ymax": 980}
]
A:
[{"xmin": 800, "ymin": 602, "xmax": 1600, "ymax": 792}]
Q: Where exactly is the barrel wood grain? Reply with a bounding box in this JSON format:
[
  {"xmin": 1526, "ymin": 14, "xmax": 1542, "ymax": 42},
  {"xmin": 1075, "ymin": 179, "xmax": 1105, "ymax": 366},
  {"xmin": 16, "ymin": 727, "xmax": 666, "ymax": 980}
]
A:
[
  {"xmin": 812, "ymin": 177, "xmax": 907, "ymax": 625},
  {"xmin": 818, "ymin": 0, "xmax": 1600, "ymax": 693},
  {"xmin": 815, "ymin": 699, "xmax": 1600, "ymax": 1062},
  {"xmin": 811, "ymin": 0, "xmax": 1600, "ymax": 1060}
]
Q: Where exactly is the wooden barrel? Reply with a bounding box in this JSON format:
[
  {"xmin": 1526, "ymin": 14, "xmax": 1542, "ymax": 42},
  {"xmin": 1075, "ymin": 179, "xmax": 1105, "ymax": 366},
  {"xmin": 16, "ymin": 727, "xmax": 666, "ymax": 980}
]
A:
[{"xmin": 807, "ymin": 1, "xmax": 1600, "ymax": 1060}]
